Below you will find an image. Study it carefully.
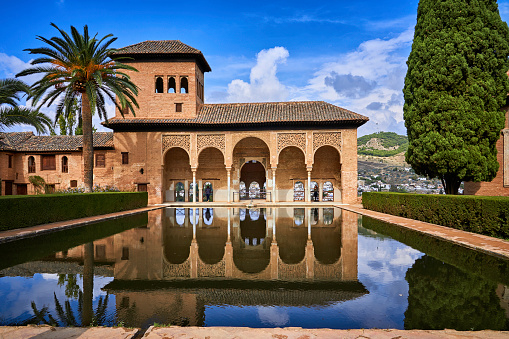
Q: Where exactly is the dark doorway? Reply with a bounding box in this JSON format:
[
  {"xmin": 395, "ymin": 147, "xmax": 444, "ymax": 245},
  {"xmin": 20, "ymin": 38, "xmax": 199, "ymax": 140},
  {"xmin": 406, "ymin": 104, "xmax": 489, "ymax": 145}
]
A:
[
  {"xmin": 240, "ymin": 161, "xmax": 265, "ymax": 199},
  {"xmin": 17, "ymin": 184, "xmax": 27, "ymax": 195},
  {"xmin": 4, "ymin": 181, "xmax": 12, "ymax": 195}
]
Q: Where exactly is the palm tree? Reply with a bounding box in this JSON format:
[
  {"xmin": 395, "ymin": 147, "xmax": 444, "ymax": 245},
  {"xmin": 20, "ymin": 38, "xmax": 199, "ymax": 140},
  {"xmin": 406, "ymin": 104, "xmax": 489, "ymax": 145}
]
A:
[
  {"xmin": 0, "ymin": 78, "xmax": 51, "ymax": 133},
  {"xmin": 17, "ymin": 23, "xmax": 139, "ymax": 192}
]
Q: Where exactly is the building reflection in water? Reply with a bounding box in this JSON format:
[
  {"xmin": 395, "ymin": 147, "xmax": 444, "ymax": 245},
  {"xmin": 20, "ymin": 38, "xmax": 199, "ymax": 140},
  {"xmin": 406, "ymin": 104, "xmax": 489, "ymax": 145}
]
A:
[{"xmin": 55, "ymin": 207, "xmax": 364, "ymax": 328}]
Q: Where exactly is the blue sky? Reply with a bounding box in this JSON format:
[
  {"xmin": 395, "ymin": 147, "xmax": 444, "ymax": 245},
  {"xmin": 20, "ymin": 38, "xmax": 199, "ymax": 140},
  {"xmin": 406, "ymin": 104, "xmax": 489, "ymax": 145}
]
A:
[{"xmin": 2, "ymin": 0, "xmax": 509, "ymax": 136}]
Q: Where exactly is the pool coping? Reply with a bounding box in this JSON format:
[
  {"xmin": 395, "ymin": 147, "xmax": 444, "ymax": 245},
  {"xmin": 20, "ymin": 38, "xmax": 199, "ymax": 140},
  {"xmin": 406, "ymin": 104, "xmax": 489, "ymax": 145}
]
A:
[
  {"xmin": 339, "ymin": 204, "xmax": 509, "ymax": 261},
  {"xmin": 0, "ymin": 205, "xmax": 164, "ymax": 244}
]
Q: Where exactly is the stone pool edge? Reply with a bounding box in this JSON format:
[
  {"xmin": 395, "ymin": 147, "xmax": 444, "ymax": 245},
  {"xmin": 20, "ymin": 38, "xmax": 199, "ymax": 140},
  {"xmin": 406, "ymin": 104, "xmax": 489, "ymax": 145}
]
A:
[
  {"xmin": 1, "ymin": 325, "xmax": 508, "ymax": 339},
  {"xmin": 339, "ymin": 204, "xmax": 509, "ymax": 261},
  {"xmin": 0, "ymin": 205, "xmax": 164, "ymax": 245}
]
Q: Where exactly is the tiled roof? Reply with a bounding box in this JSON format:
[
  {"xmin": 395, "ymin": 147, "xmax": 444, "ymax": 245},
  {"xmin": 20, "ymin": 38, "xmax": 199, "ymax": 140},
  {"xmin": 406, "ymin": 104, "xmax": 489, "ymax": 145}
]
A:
[
  {"xmin": 0, "ymin": 132, "xmax": 34, "ymax": 151},
  {"xmin": 114, "ymin": 40, "xmax": 202, "ymax": 55},
  {"xmin": 113, "ymin": 40, "xmax": 212, "ymax": 72},
  {"xmin": 104, "ymin": 101, "xmax": 369, "ymax": 128},
  {"xmin": 0, "ymin": 132, "xmax": 113, "ymax": 152}
]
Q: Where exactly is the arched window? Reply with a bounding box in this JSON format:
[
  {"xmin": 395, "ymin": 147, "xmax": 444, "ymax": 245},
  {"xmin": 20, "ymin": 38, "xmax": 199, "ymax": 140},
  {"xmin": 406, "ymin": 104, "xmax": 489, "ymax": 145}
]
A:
[
  {"xmin": 28, "ymin": 156, "xmax": 35, "ymax": 173},
  {"xmin": 175, "ymin": 208, "xmax": 185, "ymax": 226},
  {"xmin": 311, "ymin": 208, "xmax": 319, "ymax": 225},
  {"xmin": 155, "ymin": 77, "xmax": 163, "ymax": 93},
  {"xmin": 167, "ymin": 77, "xmax": 176, "ymax": 93},
  {"xmin": 189, "ymin": 208, "xmax": 199, "ymax": 225},
  {"xmin": 294, "ymin": 208, "xmax": 305, "ymax": 226},
  {"xmin": 175, "ymin": 182, "xmax": 185, "ymax": 202},
  {"xmin": 249, "ymin": 208, "xmax": 260, "ymax": 221},
  {"xmin": 249, "ymin": 182, "xmax": 260, "ymax": 199},
  {"xmin": 188, "ymin": 182, "xmax": 196, "ymax": 201},
  {"xmin": 61, "ymin": 156, "xmax": 68, "ymax": 173},
  {"xmin": 323, "ymin": 181, "xmax": 334, "ymax": 202},
  {"xmin": 294, "ymin": 181, "xmax": 304, "ymax": 201},
  {"xmin": 310, "ymin": 181, "xmax": 318, "ymax": 202},
  {"xmin": 239, "ymin": 181, "xmax": 247, "ymax": 199},
  {"xmin": 203, "ymin": 208, "xmax": 214, "ymax": 225},
  {"xmin": 203, "ymin": 181, "xmax": 214, "ymax": 202},
  {"xmin": 239, "ymin": 208, "xmax": 246, "ymax": 221},
  {"xmin": 180, "ymin": 77, "xmax": 188, "ymax": 94},
  {"xmin": 323, "ymin": 208, "xmax": 334, "ymax": 225},
  {"xmin": 203, "ymin": 182, "xmax": 213, "ymax": 202}
]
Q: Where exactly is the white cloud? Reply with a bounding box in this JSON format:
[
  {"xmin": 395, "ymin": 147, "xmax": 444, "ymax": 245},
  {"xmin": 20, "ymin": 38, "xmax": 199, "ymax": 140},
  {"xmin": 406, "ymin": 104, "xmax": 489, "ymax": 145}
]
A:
[
  {"xmin": 257, "ymin": 306, "xmax": 289, "ymax": 326},
  {"xmin": 227, "ymin": 47, "xmax": 289, "ymax": 103},
  {"xmin": 306, "ymin": 28, "xmax": 414, "ymax": 135}
]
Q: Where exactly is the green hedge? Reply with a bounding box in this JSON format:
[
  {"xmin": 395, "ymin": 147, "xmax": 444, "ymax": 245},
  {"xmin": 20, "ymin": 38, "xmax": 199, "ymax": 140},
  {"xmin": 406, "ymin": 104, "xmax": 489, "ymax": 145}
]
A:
[
  {"xmin": 0, "ymin": 192, "xmax": 148, "ymax": 231},
  {"xmin": 362, "ymin": 192, "xmax": 509, "ymax": 239}
]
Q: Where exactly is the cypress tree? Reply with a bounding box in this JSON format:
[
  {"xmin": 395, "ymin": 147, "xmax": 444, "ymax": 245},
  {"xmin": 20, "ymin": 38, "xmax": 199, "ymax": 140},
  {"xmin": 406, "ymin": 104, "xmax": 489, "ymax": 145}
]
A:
[{"xmin": 403, "ymin": 0, "xmax": 509, "ymax": 194}]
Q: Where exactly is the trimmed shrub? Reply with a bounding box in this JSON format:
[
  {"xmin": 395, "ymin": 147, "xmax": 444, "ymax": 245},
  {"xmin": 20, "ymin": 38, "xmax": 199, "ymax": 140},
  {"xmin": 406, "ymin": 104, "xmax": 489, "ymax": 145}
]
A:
[
  {"xmin": 0, "ymin": 192, "xmax": 148, "ymax": 231},
  {"xmin": 362, "ymin": 192, "xmax": 509, "ymax": 239}
]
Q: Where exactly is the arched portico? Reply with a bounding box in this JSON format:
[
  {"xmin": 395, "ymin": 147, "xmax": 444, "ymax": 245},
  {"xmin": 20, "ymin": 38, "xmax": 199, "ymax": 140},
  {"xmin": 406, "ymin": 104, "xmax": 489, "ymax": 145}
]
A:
[
  {"xmin": 156, "ymin": 129, "xmax": 355, "ymax": 203},
  {"xmin": 276, "ymin": 146, "xmax": 307, "ymax": 202},
  {"xmin": 196, "ymin": 147, "xmax": 227, "ymax": 202},
  {"xmin": 232, "ymin": 137, "xmax": 271, "ymax": 201},
  {"xmin": 163, "ymin": 147, "xmax": 192, "ymax": 202},
  {"xmin": 312, "ymin": 145, "xmax": 342, "ymax": 203}
]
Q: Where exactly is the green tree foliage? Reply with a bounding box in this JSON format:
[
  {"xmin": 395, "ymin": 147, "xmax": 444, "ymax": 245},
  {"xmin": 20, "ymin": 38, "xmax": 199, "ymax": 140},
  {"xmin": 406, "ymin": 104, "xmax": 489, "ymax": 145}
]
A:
[
  {"xmin": 405, "ymin": 255, "xmax": 508, "ymax": 330},
  {"xmin": 403, "ymin": 0, "xmax": 509, "ymax": 194},
  {"xmin": 0, "ymin": 78, "xmax": 51, "ymax": 133},
  {"xmin": 17, "ymin": 23, "xmax": 139, "ymax": 192}
]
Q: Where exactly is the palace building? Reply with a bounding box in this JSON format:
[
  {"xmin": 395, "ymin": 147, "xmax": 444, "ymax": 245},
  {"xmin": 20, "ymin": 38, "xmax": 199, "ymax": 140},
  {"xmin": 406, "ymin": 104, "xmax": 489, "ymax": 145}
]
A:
[{"xmin": 0, "ymin": 40, "xmax": 369, "ymax": 204}]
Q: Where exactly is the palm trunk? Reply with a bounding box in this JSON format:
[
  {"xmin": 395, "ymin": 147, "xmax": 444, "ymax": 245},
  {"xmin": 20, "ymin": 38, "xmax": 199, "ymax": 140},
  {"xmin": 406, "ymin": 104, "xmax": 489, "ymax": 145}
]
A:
[
  {"xmin": 82, "ymin": 93, "xmax": 94, "ymax": 192},
  {"xmin": 82, "ymin": 242, "xmax": 94, "ymax": 326}
]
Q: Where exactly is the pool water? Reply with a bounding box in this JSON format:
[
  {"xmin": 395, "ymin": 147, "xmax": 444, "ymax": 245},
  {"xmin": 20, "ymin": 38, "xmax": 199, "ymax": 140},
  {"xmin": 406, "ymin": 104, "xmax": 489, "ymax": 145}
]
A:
[{"xmin": 0, "ymin": 207, "xmax": 507, "ymax": 330}]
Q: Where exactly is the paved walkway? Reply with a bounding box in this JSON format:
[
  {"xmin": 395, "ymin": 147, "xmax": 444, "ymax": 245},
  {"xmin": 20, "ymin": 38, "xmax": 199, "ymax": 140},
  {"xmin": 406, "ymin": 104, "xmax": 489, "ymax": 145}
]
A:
[
  {"xmin": 1, "ymin": 326, "xmax": 508, "ymax": 339},
  {"xmin": 143, "ymin": 326, "xmax": 509, "ymax": 338},
  {"xmin": 0, "ymin": 205, "xmax": 162, "ymax": 244},
  {"xmin": 340, "ymin": 205, "xmax": 509, "ymax": 260},
  {"xmin": 0, "ymin": 325, "xmax": 138, "ymax": 339}
]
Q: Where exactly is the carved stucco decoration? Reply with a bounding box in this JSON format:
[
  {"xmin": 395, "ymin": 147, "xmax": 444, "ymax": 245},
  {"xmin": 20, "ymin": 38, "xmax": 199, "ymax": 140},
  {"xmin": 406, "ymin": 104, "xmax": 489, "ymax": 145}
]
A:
[
  {"xmin": 197, "ymin": 134, "xmax": 225, "ymax": 155},
  {"xmin": 162, "ymin": 134, "xmax": 190, "ymax": 154},
  {"xmin": 277, "ymin": 133, "xmax": 306, "ymax": 154},
  {"xmin": 313, "ymin": 132, "xmax": 342, "ymax": 153}
]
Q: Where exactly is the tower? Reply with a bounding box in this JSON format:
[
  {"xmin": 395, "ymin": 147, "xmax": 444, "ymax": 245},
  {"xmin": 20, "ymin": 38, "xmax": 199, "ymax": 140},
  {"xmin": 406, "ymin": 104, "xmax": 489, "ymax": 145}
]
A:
[{"xmin": 112, "ymin": 40, "xmax": 211, "ymax": 119}]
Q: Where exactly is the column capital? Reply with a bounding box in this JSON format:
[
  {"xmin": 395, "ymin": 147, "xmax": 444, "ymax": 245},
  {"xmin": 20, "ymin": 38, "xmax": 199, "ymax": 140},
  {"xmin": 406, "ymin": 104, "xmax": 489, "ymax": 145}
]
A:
[
  {"xmin": 306, "ymin": 166, "xmax": 313, "ymax": 172},
  {"xmin": 191, "ymin": 167, "xmax": 197, "ymax": 172}
]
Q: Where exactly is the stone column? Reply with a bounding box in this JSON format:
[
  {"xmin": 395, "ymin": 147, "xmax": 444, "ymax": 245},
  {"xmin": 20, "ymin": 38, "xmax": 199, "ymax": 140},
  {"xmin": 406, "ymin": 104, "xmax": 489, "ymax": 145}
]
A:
[
  {"xmin": 272, "ymin": 168, "xmax": 277, "ymax": 202},
  {"xmin": 227, "ymin": 168, "xmax": 231, "ymax": 203},
  {"xmin": 306, "ymin": 169, "xmax": 312, "ymax": 202},
  {"xmin": 192, "ymin": 169, "xmax": 197, "ymax": 203}
]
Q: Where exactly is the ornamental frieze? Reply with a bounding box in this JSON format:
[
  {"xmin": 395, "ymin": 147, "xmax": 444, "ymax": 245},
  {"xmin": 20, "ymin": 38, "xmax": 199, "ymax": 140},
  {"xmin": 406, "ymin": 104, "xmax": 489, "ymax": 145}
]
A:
[
  {"xmin": 277, "ymin": 133, "xmax": 306, "ymax": 153},
  {"xmin": 197, "ymin": 134, "xmax": 225, "ymax": 154},
  {"xmin": 313, "ymin": 132, "xmax": 341, "ymax": 153},
  {"xmin": 162, "ymin": 134, "xmax": 190, "ymax": 153}
]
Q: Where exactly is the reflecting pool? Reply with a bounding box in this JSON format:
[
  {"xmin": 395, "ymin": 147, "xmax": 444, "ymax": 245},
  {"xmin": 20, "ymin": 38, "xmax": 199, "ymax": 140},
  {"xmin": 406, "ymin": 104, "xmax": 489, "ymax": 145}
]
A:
[{"xmin": 0, "ymin": 207, "xmax": 508, "ymax": 330}]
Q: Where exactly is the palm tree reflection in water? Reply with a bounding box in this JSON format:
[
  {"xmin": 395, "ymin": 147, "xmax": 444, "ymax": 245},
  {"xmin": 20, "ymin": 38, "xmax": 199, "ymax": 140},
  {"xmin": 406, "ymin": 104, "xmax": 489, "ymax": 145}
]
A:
[{"xmin": 29, "ymin": 243, "xmax": 109, "ymax": 327}]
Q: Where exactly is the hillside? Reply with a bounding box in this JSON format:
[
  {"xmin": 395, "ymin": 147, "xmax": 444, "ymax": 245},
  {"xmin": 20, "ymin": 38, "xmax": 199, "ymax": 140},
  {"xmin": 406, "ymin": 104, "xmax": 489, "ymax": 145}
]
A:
[{"xmin": 357, "ymin": 132, "xmax": 408, "ymax": 157}]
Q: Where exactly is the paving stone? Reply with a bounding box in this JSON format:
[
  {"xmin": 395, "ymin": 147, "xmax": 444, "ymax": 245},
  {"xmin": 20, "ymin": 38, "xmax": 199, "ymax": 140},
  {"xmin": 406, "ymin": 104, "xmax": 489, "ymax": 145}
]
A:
[
  {"xmin": 142, "ymin": 326, "xmax": 509, "ymax": 339},
  {"xmin": 0, "ymin": 325, "xmax": 139, "ymax": 339}
]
